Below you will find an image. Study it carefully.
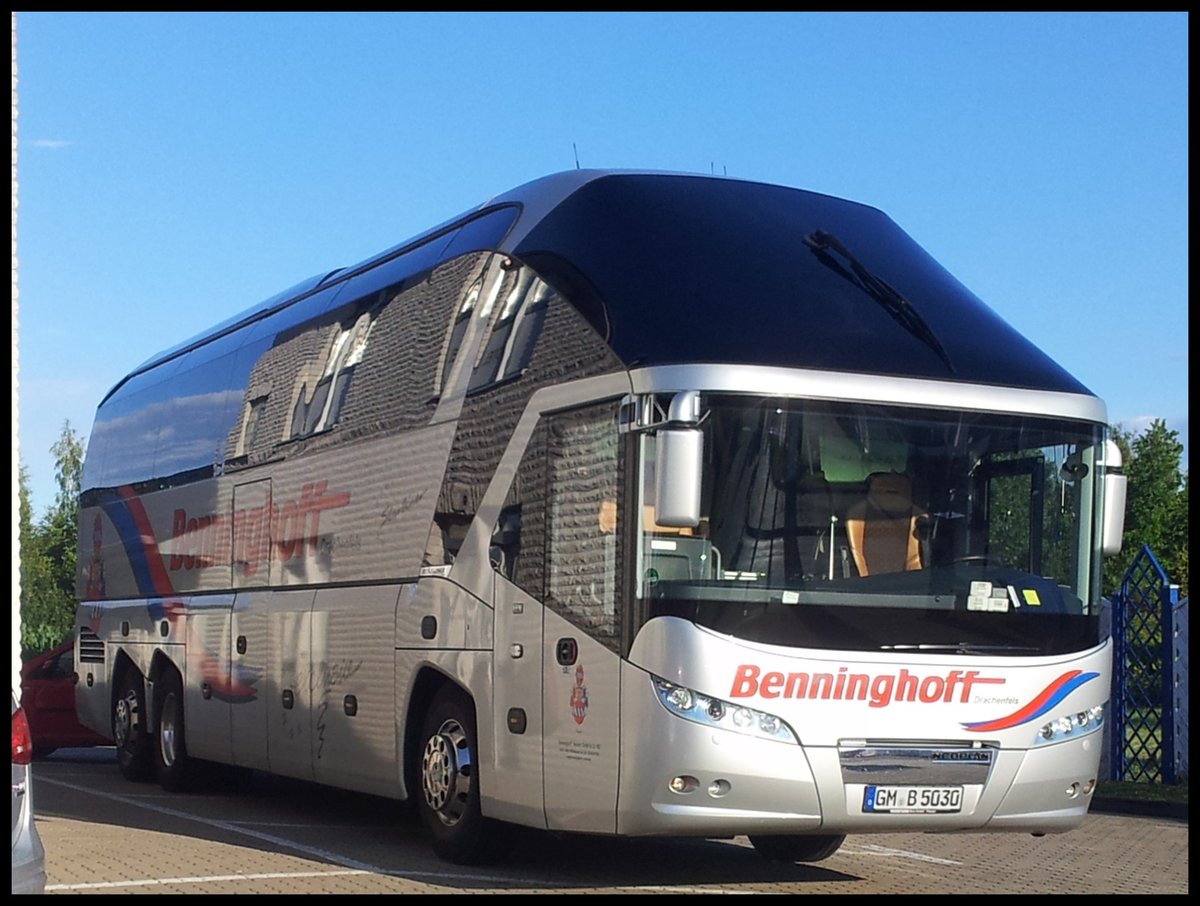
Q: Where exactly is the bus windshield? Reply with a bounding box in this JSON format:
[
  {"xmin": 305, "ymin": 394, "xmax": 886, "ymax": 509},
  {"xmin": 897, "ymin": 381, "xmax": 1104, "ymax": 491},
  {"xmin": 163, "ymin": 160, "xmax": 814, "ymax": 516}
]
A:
[{"xmin": 637, "ymin": 396, "xmax": 1107, "ymax": 657}]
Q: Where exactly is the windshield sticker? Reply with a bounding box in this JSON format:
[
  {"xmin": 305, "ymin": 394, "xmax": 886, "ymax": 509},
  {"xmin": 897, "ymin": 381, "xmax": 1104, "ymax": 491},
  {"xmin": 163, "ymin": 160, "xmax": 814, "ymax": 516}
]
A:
[{"xmin": 967, "ymin": 581, "xmax": 1010, "ymax": 612}]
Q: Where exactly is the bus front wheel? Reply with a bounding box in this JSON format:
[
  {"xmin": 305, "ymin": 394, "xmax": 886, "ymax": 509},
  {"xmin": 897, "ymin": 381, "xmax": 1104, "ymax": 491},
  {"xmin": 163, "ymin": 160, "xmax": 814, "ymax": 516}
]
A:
[
  {"xmin": 417, "ymin": 686, "xmax": 506, "ymax": 865},
  {"xmin": 749, "ymin": 833, "xmax": 845, "ymax": 863},
  {"xmin": 113, "ymin": 670, "xmax": 154, "ymax": 782}
]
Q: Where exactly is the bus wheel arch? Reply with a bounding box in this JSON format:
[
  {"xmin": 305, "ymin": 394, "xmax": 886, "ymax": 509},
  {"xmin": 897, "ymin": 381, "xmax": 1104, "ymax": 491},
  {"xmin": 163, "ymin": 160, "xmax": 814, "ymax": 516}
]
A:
[
  {"xmin": 403, "ymin": 669, "xmax": 441, "ymax": 798},
  {"xmin": 414, "ymin": 680, "xmax": 507, "ymax": 864},
  {"xmin": 112, "ymin": 657, "xmax": 154, "ymax": 782}
]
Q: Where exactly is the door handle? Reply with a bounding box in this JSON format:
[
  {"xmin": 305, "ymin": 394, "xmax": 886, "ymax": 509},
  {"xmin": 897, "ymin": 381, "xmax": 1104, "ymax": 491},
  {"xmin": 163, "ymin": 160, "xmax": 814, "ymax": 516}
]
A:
[{"xmin": 556, "ymin": 637, "xmax": 578, "ymax": 666}]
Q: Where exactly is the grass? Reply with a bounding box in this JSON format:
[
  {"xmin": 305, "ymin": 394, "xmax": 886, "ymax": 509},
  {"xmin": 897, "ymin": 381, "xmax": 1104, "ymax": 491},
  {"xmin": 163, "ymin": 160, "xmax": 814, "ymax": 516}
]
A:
[{"xmin": 1095, "ymin": 780, "xmax": 1188, "ymax": 805}]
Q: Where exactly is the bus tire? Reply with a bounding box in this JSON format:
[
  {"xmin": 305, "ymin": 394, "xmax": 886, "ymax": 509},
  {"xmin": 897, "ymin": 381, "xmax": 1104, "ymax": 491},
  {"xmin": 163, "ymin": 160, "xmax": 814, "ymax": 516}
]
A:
[
  {"xmin": 749, "ymin": 833, "xmax": 845, "ymax": 863},
  {"xmin": 113, "ymin": 670, "xmax": 154, "ymax": 782},
  {"xmin": 417, "ymin": 686, "xmax": 506, "ymax": 865},
  {"xmin": 155, "ymin": 668, "xmax": 199, "ymax": 792}
]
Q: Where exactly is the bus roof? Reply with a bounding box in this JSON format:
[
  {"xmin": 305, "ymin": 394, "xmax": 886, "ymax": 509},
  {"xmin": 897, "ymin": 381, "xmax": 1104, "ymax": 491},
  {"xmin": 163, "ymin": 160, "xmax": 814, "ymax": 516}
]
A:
[{"xmin": 105, "ymin": 169, "xmax": 1092, "ymax": 404}]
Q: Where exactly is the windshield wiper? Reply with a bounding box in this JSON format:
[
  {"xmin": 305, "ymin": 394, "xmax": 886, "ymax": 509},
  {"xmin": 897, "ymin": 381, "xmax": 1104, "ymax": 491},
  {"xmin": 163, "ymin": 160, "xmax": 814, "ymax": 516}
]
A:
[
  {"xmin": 803, "ymin": 229, "xmax": 955, "ymax": 374},
  {"xmin": 882, "ymin": 643, "xmax": 1041, "ymax": 655}
]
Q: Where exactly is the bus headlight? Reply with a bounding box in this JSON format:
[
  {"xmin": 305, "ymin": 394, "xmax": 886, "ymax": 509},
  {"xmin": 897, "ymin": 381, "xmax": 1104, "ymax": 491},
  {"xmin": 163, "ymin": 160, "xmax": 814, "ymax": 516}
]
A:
[
  {"xmin": 652, "ymin": 676, "xmax": 798, "ymax": 744},
  {"xmin": 1034, "ymin": 703, "xmax": 1105, "ymax": 745}
]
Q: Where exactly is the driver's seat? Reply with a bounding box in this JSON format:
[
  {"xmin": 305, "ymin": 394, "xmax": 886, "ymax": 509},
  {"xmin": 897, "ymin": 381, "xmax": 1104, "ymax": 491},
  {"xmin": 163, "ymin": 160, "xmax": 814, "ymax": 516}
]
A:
[{"xmin": 844, "ymin": 472, "xmax": 925, "ymax": 577}]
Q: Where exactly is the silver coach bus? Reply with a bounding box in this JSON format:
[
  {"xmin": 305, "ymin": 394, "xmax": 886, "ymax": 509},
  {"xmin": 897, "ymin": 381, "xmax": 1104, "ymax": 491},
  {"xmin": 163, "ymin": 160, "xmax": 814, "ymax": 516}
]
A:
[{"xmin": 74, "ymin": 170, "xmax": 1126, "ymax": 865}]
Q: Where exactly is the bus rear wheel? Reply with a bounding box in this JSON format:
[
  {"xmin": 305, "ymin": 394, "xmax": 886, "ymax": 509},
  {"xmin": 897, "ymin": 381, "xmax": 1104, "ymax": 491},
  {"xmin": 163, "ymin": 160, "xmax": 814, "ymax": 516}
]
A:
[
  {"xmin": 417, "ymin": 686, "xmax": 506, "ymax": 865},
  {"xmin": 113, "ymin": 670, "xmax": 154, "ymax": 782},
  {"xmin": 749, "ymin": 833, "xmax": 845, "ymax": 863}
]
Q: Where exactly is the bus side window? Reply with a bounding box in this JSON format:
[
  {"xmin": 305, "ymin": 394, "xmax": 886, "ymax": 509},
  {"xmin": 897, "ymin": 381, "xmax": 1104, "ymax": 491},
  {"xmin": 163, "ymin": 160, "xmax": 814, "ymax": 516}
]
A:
[
  {"xmin": 489, "ymin": 420, "xmax": 548, "ymax": 599},
  {"xmin": 490, "ymin": 505, "xmax": 522, "ymax": 578},
  {"xmin": 546, "ymin": 403, "xmax": 622, "ymax": 651}
]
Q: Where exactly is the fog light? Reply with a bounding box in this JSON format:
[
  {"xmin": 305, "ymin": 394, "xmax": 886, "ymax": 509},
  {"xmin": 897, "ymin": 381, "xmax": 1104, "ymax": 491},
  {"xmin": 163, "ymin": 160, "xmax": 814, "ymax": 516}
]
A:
[
  {"xmin": 1065, "ymin": 782, "xmax": 1079, "ymax": 798},
  {"xmin": 669, "ymin": 775, "xmax": 698, "ymax": 794},
  {"xmin": 708, "ymin": 779, "xmax": 731, "ymax": 797},
  {"xmin": 1082, "ymin": 779, "xmax": 1096, "ymax": 795}
]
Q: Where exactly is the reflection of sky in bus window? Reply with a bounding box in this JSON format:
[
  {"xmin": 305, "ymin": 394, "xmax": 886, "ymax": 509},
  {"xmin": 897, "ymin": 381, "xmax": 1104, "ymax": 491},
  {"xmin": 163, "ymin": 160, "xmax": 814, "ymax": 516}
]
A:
[
  {"xmin": 89, "ymin": 388, "xmax": 243, "ymax": 487},
  {"xmin": 152, "ymin": 389, "xmax": 245, "ymax": 478}
]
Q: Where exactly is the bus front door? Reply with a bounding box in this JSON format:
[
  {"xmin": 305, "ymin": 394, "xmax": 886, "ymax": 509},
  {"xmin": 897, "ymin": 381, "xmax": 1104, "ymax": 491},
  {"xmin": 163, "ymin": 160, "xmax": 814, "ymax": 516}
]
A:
[{"xmin": 541, "ymin": 609, "xmax": 621, "ymax": 835}]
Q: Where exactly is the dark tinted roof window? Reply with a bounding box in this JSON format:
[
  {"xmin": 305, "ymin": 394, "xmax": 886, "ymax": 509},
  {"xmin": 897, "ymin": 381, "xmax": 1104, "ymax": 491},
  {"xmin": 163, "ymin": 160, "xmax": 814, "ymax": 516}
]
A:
[{"xmin": 515, "ymin": 175, "xmax": 1088, "ymax": 394}]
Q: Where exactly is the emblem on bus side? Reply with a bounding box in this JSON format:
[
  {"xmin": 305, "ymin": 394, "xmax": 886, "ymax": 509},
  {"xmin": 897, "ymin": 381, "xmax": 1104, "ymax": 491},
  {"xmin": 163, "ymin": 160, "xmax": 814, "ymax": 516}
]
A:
[{"xmin": 570, "ymin": 664, "xmax": 589, "ymax": 725}]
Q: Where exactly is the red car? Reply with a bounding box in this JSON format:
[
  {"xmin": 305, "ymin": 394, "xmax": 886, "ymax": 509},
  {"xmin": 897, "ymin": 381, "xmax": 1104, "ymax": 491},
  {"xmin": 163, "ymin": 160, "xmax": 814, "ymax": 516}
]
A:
[{"xmin": 20, "ymin": 641, "xmax": 109, "ymax": 758}]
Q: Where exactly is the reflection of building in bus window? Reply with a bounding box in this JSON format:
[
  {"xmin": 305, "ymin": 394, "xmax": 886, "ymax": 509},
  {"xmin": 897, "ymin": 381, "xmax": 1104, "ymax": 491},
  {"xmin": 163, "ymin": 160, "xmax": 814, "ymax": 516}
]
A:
[
  {"xmin": 470, "ymin": 269, "xmax": 552, "ymax": 391},
  {"xmin": 440, "ymin": 276, "xmax": 482, "ymax": 392},
  {"xmin": 290, "ymin": 310, "xmax": 376, "ymax": 438},
  {"xmin": 426, "ymin": 512, "xmax": 473, "ymax": 567},
  {"xmin": 547, "ymin": 404, "xmax": 621, "ymax": 651}
]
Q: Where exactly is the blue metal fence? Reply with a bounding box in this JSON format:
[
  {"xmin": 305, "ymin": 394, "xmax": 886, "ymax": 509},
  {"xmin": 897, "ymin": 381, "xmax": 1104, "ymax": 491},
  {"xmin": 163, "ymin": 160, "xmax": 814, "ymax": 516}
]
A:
[{"xmin": 1109, "ymin": 545, "xmax": 1184, "ymax": 783}]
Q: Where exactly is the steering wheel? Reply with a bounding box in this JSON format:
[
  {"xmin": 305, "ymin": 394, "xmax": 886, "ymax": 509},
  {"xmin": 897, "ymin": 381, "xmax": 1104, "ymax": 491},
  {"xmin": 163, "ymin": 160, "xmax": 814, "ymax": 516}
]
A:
[{"xmin": 951, "ymin": 554, "xmax": 997, "ymax": 566}]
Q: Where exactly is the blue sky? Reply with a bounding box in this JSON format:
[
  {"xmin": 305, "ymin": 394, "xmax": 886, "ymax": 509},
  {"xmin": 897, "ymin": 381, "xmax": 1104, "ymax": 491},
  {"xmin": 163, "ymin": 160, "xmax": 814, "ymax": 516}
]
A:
[{"xmin": 12, "ymin": 11, "xmax": 1188, "ymax": 518}]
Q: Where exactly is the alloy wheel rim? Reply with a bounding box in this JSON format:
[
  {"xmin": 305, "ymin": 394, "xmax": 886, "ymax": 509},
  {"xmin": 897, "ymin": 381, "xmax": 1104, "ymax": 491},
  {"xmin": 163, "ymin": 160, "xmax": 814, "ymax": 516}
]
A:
[
  {"xmin": 160, "ymin": 694, "xmax": 179, "ymax": 767},
  {"xmin": 114, "ymin": 691, "xmax": 137, "ymax": 749},
  {"xmin": 421, "ymin": 718, "xmax": 471, "ymax": 826}
]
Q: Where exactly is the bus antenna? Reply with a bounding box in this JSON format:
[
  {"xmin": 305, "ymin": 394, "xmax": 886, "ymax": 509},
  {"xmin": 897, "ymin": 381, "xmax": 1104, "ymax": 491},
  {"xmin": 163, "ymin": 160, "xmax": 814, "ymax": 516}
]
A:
[{"xmin": 573, "ymin": 143, "xmax": 580, "ymax": 170}]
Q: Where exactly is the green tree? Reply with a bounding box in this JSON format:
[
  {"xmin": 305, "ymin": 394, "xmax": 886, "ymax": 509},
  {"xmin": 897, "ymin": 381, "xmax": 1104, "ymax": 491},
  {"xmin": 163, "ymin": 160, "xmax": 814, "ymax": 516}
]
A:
[
  {"xmin": 19, "ymin": 465, "xmax": 59, "ymax": 654},
  {"xmin": 1104, "ymin": 420, "xmax": 1189, "ymax": 598},
  {"xmin": 45, "ymin": 422, "xmax": 85, "ymax": 598},
  {"xmin": 19, "ymin": 421, "xmax": 85, "ymax": 656}
]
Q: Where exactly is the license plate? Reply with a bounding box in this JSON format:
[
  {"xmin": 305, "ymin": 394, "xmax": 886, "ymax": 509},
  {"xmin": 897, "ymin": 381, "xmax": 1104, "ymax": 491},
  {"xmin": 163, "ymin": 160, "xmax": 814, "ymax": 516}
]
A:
[{"xmin": 863, "ymin": 785, "xmax": 963, "ymax": 813}]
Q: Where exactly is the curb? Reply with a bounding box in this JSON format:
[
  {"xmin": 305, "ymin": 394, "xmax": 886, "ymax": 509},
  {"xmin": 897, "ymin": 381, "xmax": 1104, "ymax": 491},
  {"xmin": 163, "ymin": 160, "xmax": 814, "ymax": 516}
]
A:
[{"xmin": 1090, "ymin": 797, "xmax": 1189, "ymax": 821}]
